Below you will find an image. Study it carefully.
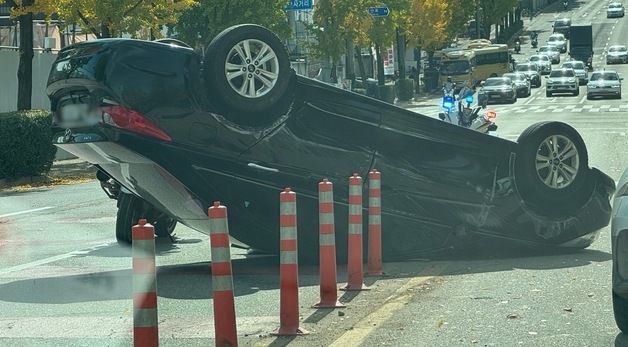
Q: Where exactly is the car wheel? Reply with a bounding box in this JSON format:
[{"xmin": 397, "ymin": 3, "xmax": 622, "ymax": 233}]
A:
[
  {"xmin": 203, "ymin": 24, "xmax": 294, "ymax": 127},
  {"xmin": 116, "ymin": 193, "xmax": 177, "ymax": 244},
  {"xmin": 574, "ymin": 88, "xmax": 580, "ymax": 96},
  {"xmin": 546, "ymin": 91, "xmax": 552, "ymax": 97},
  {"xmin": 614, "ymin": 292, "xmax": 628, "ymax": 333},
  {"xmin": 515, "ymin": 122, "xmax": 592, "ymax": 216}
]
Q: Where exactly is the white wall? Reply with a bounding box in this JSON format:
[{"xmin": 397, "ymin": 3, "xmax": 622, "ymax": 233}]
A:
[{"xmin": 0, "ymin": 50, "xmax": 56, "ymax": 113}]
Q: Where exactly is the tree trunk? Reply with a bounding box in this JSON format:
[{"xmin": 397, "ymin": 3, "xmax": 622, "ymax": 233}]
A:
[
  {"xmin": 345, "ymin": 40, "xmax": 355, "ymax": 88},
  {"xmin": 330, "ymin": 61, "xmax": 337, "ymax": 83},
  {"xmin": 396, "ymin": 28, "xmax": 406, "ymax": 79},
  {"xmin": 355, "ymin": 46, "xmax": 367, "ymax": 82},
  {"xmin": 17, "ymin": 6, "xmax": 34, "ymax": 111},
  {"xmin": 375, "ymin": 43, "xmax": 385, "ymax": 86}
]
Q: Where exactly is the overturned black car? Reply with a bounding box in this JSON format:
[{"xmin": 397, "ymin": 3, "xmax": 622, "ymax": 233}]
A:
[{"xmin": 47, "ymin": 25, "xmax": 615, "ymax": 262}]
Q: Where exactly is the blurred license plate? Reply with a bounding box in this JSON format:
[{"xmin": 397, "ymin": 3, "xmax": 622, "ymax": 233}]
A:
[{"xmin": 490, "ymin": 95, "xmax": 501, "ymax": 98}]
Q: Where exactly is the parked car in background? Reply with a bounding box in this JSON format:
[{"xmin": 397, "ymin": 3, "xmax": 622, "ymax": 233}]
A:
[
  {"xmin": 547, "ymin": 33, "xmax": 568, "ymax": 53},
  {"xmin": 607, "ymin": 45, "xmax": 628, "ymax": 64},
  {"xmin": 561, "ymin": 60, "xmax": 588, "ymax": 85},
  {"xmin": 538, "ymin": 46, "xmax": 561, "ymax": 64},
  {"xmin": 503, "ymin": 72, "xmax": 531, "ymax": 97},
  {"xmin": 529, "ymin": 55, "xmax": 552, "ymax": 74},
  {"xmin": 545, "ymin": 68, "xmax": 579, "ymax": 97},
  {"xmin": 478, "ymin": 77, "xmax": 517, "ymax": 104},
  {"xmin": 553, "ymin": 18, "xmax": 572, "ymax": 38},
  {"xmin": 608, "ymin": 2, "xmax": 625, "ymax": 18},
  {"xmin": 587, "ymin": 70, "xmax": 623, "ymax": 99},
  {"xmin": 515, "ymin": 63, "xmax": 542, "ymax": 87}
]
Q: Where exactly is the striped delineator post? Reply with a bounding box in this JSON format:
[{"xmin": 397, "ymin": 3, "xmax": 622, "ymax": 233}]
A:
[
  {"xmin": 341, "ymin": 174, "xmax": 370, "ymax": 291},
  {"xmin": 272, "ymin": 188, "xmax": 309, "ymax": 336},
  {"xmin": 132, "ymin": 219, "xmax": 159, "ymax": 347},
  {"xmin": 367, "ymin": 169, "xmax": 384, "ymax": 276},
  {"xmin": 208, "ymin": 201, "xmax": 238, "ymax": 347},
  {"xmin": 313, "ymin": 179, "xmax": 345, "ymax": 309}
]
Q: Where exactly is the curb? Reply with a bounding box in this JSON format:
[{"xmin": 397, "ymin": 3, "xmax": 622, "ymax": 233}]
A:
[{"xmin": 0, "ymin": 160, "xmax": 96, "ymax": 189}]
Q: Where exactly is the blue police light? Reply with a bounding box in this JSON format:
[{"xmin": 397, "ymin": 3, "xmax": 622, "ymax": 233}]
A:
[
  {"xmin": 442, "ymin": 96, "xmax": 455, "ymax": 110},
  {"xmin": 465, "ymin": 95, "xmax": 474, "ymax": 104}
]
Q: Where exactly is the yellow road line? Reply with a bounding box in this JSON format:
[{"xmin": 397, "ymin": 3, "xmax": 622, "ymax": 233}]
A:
[{"xmin": 328, "ymin": 263, "xmax": 446, "ymax": 347}]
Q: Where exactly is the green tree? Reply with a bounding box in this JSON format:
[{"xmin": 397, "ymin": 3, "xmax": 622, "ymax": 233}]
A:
[
  {"xmin": 477, "ymin": 0, "xmax": 518, "ymax": 38},
  {"xmin": 172, "ymin": 0, "xmax": 291, "ymax": 49}
]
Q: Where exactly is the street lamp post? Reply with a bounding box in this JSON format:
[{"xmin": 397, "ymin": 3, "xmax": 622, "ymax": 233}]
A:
[{"xmin": 476, "ymin": 7, "xmax": 483, "ymax": 39}]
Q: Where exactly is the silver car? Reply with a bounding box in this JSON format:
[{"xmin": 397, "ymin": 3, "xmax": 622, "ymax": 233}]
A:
[
  {"xmin": 503, "ymin": 72, "xmax": 531, "ymax": 97},
  {"xmin": 607, "ymin": 45, "xmax": 628, "ymax": 64},
  {"xmin": 587, "ymin": 70, "xmax": 623, "ymax": 99},
  {"xmin": 478, "ymin": 77, "xmax": 517, "ymax": 104},
  {"xmin": 529, "ymin": 55, "xmax": 552, "ymax": 74},
  {"xmin": 538, "ymin": 46, "xmax": 561, "ymax": 64},
  {"xmin": 608, "ymin": 2, "xmax": 625, "ymax": 18},
  {"xmin": 515, "ymin": 63, "xmax": 542, "ymax": 87},
  {"xmin": 545, "ymin": 68, "xmax": 579, "ymax": 97},
  {"xmin": 547, "ymin": 33, "xmax": 567, "ymax": 53},
  {"xmin": 561, "ymin": 60, "xmax": 588, "ymax": 85}
]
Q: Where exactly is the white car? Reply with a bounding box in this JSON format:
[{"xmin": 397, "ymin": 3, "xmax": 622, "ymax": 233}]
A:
[
  {"xmin": 547, "ymin": 33, "xmax": 567, "ymax": 53},
  {"xmin": 545, "ymin": 68, "xmax": 579, "ymax": 97},
  {"xmin": 529, "ymin": 55, "xmax": 552, "ymax": 74},
  {"xmin": 587, "ymin": 70, "xmax": 623, "ymax": 99},
  {"xmin": 561, "ymin": 60, "xmax": 588, "ymax": 85},
  {"xmin": 607, "ymin": 45, "xmax": 628, "ymax": 64},
  {"xmin": 538, "ymin": 46, "xmax": 561, "ymax": 64},
  {"xmin": 607, "ymin": 2, "xmax": 625, "ymax": 18}
]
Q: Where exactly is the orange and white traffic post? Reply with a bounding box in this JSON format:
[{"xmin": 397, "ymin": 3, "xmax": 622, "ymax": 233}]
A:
[
  {"xmin": 341, "ymin": 174, "xmax": 369, "ymax": 291},
  {"xmin": 367, "ymin": 169, "xmax": 383, "ymax": 276},
  {"xmin": 272, "ymin": 188, "xmax": 309, "ymax": 335},
  {"xmin": 208, "ymin": 201, "xmax": 238, "ymax": 347},
  {"xmin": 132, "ymin": 219, "xmax": 159, "ymax": 347},
  {"xmin": 313, "ymin": 179, "xmax": 345, "ymax": 309}
]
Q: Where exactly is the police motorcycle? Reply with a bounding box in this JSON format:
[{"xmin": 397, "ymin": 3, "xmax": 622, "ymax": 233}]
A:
[
  {"xmin": 514, "ymin": 40, "xmax": 521, "ymax": 54},
  {"xmin": 439, "ymin": 93, "xmax": 498, "ymax": 135}
]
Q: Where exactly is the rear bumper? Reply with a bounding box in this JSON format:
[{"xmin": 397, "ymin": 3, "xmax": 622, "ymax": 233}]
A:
[{"xmin": 588, "ymin": 88, "xmax": 621, "ymax": 96}]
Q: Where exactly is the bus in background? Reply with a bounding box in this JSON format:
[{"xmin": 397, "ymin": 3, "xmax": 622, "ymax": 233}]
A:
[
  {"xmin": 438, "ymin": 49, "xmax": 476, "ymax": 91},
  {"xmin": 471, "ymin": 44, "xmax": 511, "ymax": 81}
]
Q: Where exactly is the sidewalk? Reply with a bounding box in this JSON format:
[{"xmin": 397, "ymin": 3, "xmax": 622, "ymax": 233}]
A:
[{"xmin": 0, "ymin": 159, "xmax": 96, "ymax": 189}]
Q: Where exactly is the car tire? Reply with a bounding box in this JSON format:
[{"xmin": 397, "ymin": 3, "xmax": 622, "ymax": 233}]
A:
[
  {"xmin": 614, "ymin": 292, "xmax": 628, "ymax": 333},
  {"xmin": 546, "ymin": 91, "xmax": 552, "ymax": 97},
  {"xmin": 574, "ymin": 88, "xmax": 580, "ymax": 96},
  {"xmin": 515, "ymin": 122, "xmax": 592, "ymax": 216},
  {"xmin": 116, "ymin": 193, "xmax": 177, "ymax": 244},
  {"xmin": 587, "ymin": 94, "xmax": 593, "ymax": 100},
  {"xmin": 203, "ymin": 24, "xmax": 295, "ymax": 127}
]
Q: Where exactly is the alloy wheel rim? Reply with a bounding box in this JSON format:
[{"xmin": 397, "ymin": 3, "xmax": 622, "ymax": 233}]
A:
[
  {"xmin": 535, "ymin": 135, "xmax": 579, "ymax": 189},
  {"xmin": 224, "ymin": 39, "xmax": 279, "ymax": 98}
]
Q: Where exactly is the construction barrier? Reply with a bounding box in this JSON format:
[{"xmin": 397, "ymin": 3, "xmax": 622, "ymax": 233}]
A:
[
  {"xmin": 208, "ymin": 201, "xmax": 239, "ymax": 347},
  {"xmin": 132, "ymin": 219, "xmax": 159, "ymax": 347},
  {"xmin": 313, "ymin": 179, "xmax": 345, "ymax": 309},
  {"xmin": 273, "ymin": 188, "xmax": 309, "ymax": 336},
  {"xmin": 367, "ymin": 169, "xmax": 383, "ymax": 276},
  {"xmin": 341, "ymin": 174, "xmax": 369, "ymax": 291}
]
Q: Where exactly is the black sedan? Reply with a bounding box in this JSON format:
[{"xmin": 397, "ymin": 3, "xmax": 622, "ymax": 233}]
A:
[
  {"xmin": 478, "ymin": 77, "xmax": 517, "ymax": 104},
  {"xmin": 46, "ymin": 25, "xmax": 615, "ymax": 262}
]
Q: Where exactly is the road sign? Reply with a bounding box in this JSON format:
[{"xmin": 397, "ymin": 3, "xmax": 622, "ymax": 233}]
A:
[
  {"xmin": 285, "ymin": 0, "xmax": 313, "ymax": 11},
  {"xmin": 368, "ymin": 6, "xmax": 390, "ymax": 17}
]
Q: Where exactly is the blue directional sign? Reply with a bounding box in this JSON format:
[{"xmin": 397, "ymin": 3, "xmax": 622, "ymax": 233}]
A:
[
  {"xmin": 285, "ymin": 0, "xmax": 313, "ymax": 11},
  {"xmin": 368, "ymin": 6, "xmax": 390, "ymax": 17}
]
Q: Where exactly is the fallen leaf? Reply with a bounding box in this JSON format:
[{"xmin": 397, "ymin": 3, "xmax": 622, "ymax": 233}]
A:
[
  {"xmin": 338, "ymin": 311, "xmax": 345, "ymax": 317},
  {"xmin": 563, "ymin": 307, "xmax": 573, "ymax": 312},
  {"xmin": 528, "ymin": 331, "xmax": 538, "ymax": 335},
  {"xmin": 437, "ymin": 319, "xmax": 445, "ymax": 328},
  {"xmin": 587, "ymin": 293, "xmax": 595, "ymax": 298},
  {"xmin": 471, "ymin": 340, "xmax": 478, "ymax": 344},
  {"xmin": 507, "ymin": 313, "xmax": 520, "ymax": 319}
]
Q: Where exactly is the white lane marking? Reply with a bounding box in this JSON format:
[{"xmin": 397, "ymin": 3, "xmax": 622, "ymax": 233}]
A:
[
  {"xmin": 579, "ymin": 94, "xmax": 587, "ymax": 104},
  {"xmin": 0, "ymin": 206, "xmax": 54, "ymax": 219},
  {"xmin": 0, "ymin": 242, "xmax": 114, "ymax": 275}
]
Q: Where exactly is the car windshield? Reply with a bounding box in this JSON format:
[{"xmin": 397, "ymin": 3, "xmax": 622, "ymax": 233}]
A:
[
  {"xmin": 554, "ymin": 19, "xmax": 570, "ymax": 26},
  {"xmin": 563, "ymin": 62, "xmax": 585, "ymax": 69},
  {"xmin": 539, "ymin": 47, "xmax": 556, "ymax": 53},
  {"xmin": 484, "ymin": 78, "xmax": 510, "ymax": 86},
  {"xmin": 516, "ymin": 64, "xmax": 536, "ymax": 72},
  {"xmin": 550, "ymin": 70, "xmax": 575, "ymax": 78},
  {"xmin": 530, "ymin": 56, "xmax": 548, "ymax": 62},
  {"xmin": 549, "ymin": 36, "xmax": 563, "ymax": 42},
  {"xmin": 609, "ymin": 3, "xmax": 622, "ymax": 8},
  {"xmin": 440, "ymin": 61, "xmax": 471, "ymax": 75},
  {"xmin": 609, "ymin": 46, "xmax": 627, "ymax": 52},
  {"xmin": 590, "ymin": 72, "xmax": 619, "ymax": 81},
  {"xmin": 504, "ymin": 74, "xmax": 525, "ymax": 82}
]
